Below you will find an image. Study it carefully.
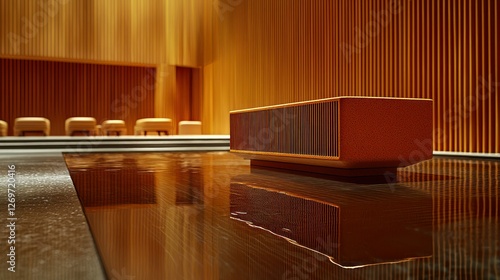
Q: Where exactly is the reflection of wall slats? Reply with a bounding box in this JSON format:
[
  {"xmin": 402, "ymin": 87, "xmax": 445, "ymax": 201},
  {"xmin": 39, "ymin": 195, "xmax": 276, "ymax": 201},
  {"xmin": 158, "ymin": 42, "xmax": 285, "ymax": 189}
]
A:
[
  {"xmin": 397, "ymin": 159, "xmax": 499, "ymax": 279},
  {"xmin": 211, "ymin": 0, "xmax": 499, "ymax": 153},
  {"xmin": 0, "ymin": 58, "xmax": 155, "ymax": 135}
]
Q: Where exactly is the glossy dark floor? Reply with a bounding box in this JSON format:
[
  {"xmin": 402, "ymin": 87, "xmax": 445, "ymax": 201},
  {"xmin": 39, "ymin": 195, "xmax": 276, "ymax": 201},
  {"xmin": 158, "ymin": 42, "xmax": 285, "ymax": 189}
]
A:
[{"xmin": 64, "ymin": 152, "xmax": 500, "ymax": 279}]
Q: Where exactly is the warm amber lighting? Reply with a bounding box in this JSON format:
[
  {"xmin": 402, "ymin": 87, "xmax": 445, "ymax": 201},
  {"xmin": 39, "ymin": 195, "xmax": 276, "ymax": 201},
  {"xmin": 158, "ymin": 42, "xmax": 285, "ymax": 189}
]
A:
[{"xmin": 1, "ymin": 0, "xmax": 498, "ymax": 150}]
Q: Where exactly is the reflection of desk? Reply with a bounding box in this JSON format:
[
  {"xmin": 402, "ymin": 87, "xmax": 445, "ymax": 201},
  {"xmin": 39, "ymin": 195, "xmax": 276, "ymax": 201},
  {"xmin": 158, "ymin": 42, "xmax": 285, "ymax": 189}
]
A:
[{"xmin": 230, "ymin": 171, "xmax": 433, "ymax": 267}]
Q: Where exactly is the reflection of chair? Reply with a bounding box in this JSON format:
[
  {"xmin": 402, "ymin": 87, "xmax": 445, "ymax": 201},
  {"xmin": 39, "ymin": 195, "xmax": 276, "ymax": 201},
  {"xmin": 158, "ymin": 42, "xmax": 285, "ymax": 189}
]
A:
[
  {"xmin": 14, "ymin": 117, "xmax": 50, "ymax": 136},
  {"xmin": 65, "ymin": 117, "xmax": 97, "ymax": 136},
  {"xmin": 102, "ymin": 120, "xmax": 127, "ymax": 136},
  {"xmin": 134, "ymin": 118, "xmax": 172, "ymax": 136},
  {"xmin": 178, "ymin": 121, "xmax": 202, "ymax": 135},
  {"xmin": 0, "ymin": 120, "xmax": 7, "ymax": 136}
]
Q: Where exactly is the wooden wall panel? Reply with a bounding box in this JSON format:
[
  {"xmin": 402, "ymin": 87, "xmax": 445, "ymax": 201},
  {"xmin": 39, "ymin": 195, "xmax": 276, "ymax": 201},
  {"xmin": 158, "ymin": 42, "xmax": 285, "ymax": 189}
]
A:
[
  {"xmin": 0, "ymin": 58, "xmax": 155, "ymax": 135},
  {"xmin": 1, "ymin": 0, "xmax": 498, "ymax": 152},
  {"xmin": 0, "ymin": 0, "xmax": 210, "ymax": 133},
  {"xmin": 154, "ymin": 63, "xmax": 176, "ymax": 124},
  {"xmin": 0, "ymin": 0, "xmax": 167, "ymax": 65},
  {"xmin": 166, "ymin": 0, "xmax": 205, "ymax": 67},
  {"xmin": 206, "ymin": 0, "xmax": 499, "ymax": 153},
  {"xmin": 174, "ymin": 67, "xmax": 193, "ymax": 134}
]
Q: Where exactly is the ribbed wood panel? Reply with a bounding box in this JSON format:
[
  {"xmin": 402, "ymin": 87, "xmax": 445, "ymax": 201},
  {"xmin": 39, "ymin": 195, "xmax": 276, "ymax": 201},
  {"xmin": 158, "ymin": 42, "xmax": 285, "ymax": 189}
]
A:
[
  {"xmin": 2, "ymin": 0, "xmax": 497, "ymax": 152},
  {"xmin": 0, "ymin": 58, "xmax": 155, "ymax": 135},
  {"xmin": 0, "ymin": 0, "xmax": 167, "ymax": 64},
  {"xmin": 230, "ymin": 100, "xmax": 339, "ymax": 158},
  {"xmin": 0, "ymin": 0, "xmax": 209, "ymax": 132},
  {"xmin": 207, "ymin": 0, "xmax": 499, "ymax": 153},
  {"xmin": 166, "ymin": 0, "xmax": 205, "ymax": 66}
]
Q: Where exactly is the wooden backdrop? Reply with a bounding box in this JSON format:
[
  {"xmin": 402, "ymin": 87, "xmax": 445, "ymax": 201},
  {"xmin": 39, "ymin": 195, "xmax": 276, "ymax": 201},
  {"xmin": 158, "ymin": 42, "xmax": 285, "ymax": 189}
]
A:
[
  {"xmin": 1, "ymin": 0, "xmax": 499, "ymax": 152},
  {"xmin": 0, "ymin": 58, "xmax": 155, "ymax": 135},
  {"xmin": 0, "ymin": 0, "xmax": 208, "ymax": 135},
  {"xmin": 206, "ymin": 0, "xmax": 499, "ymax": 153}
]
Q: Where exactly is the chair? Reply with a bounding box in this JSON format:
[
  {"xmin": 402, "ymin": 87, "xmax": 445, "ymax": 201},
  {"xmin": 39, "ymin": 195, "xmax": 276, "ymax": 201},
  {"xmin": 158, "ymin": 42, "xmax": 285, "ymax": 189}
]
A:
[
  {"xmin": 14, "ymin": 117, "xmax": 50, "ymax": 136},
  {"xmin": 101, "ymin": 120, "xmax": 127, "ymax": 136},
  {"xmin": 65, "ymin": 117, "xmax": 97, "ymax": 136},
  {"xmin": 134, "ymin": 118, "xmax": 172, "ymax": 136},
  {"xmin": 0, "ymin": 120, "xmax": 7, "ymax": 136},
  {"xmin": 178, "ymin": 121, "xmax": 202, "ymax": 135}
]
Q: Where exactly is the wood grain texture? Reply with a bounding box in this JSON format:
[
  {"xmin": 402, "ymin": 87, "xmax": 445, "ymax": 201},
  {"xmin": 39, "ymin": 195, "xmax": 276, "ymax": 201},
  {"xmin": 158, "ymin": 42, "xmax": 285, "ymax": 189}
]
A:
[
  {"xmin": 1, "ymin": 0, "xmax": 498, "ymax": 152},
  {"xmin": 206, "ymin": 0, "xmax": 499, "ymax": 153},
  {"xmin": 0, "ymin": 58, "xmax": 155, "ymax": 135},
  {"xmin": 0, "ymin": 0, "xmax": 209, "ymax": 134},
  {"xmin": 0, "ymin": 0, "xmax": 167, "ymax": 64}
]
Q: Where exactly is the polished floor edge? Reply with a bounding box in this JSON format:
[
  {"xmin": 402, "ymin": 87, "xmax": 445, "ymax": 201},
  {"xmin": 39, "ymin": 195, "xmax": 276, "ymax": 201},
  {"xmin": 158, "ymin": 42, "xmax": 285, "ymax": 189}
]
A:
[
  {"xmin": 433, "ymin": 151, "xmax": 500, "ymax": 159},
  {"xmin": 0, "ymin": 135, "xmax": 230, "ymax": 142},
  {"xmin": 1, "ymin": 136, "xmax": 498, "ymax": 159},
  {"xmin": 0, "ymin": 135, "xmax": 230, "ymax": 153}
]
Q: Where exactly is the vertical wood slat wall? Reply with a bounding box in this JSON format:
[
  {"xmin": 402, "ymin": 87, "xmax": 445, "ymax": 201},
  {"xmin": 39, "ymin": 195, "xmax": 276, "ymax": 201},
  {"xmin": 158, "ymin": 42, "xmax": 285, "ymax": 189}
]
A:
[
  {"xmin": 0, "ymin": 58, "xmax": 155, "ymax": 136},
  {"xmin": 0, "ymin": 0, "xmax": 209, "ymax": 133},
  {"xmin": 0, "ymin": 0, "xmax": 498, "ymax": 152},
  {"xmin": 208, "ymin": 0, "xmax": 499, "ymax": 153},
  {"xmin": 0, "ymin": 0, "xmax": 167, "ymax": 65}
]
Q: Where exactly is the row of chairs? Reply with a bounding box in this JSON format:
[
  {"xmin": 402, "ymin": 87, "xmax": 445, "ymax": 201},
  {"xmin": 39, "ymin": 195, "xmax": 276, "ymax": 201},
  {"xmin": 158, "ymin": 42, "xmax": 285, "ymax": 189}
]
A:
[{"xmin": 0, "ymin": 117, "xmax": 202, "ymax": 136}]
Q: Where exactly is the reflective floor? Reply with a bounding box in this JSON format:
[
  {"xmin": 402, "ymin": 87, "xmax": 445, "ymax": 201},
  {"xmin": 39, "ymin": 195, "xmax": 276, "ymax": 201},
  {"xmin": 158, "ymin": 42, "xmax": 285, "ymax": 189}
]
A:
[{"xmin": 64, "ymin": 152, "xmax": 500, "ymax": 279}]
